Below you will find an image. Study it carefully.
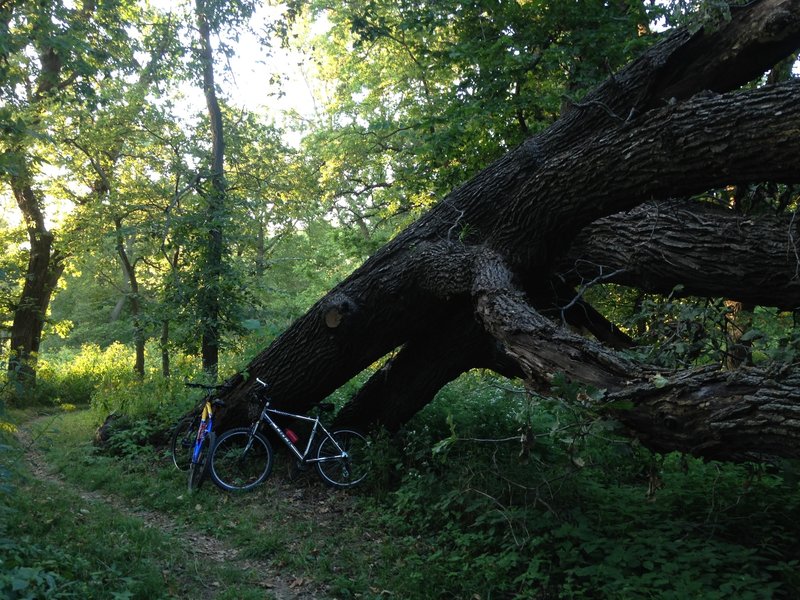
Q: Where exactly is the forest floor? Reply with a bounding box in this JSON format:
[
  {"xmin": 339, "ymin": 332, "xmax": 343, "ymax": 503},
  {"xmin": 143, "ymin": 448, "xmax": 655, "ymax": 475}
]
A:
[
  {"xmin": 3, "ymin": 410, "xmax": 380, "ymax": 599},
  {"xmin": 4, "ymin": 395, "xmax": 799, "ymax": 599}
]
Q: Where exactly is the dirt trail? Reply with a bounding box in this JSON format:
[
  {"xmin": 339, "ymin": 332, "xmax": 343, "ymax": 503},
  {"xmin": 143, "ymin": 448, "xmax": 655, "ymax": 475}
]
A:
[{"xmin": 15, "ymin": 418, "xmax": 325, "ymax": 600}]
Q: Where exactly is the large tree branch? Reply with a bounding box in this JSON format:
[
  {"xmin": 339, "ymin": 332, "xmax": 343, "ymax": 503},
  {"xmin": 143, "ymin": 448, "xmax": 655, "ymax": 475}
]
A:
[
  {"xmin": 608, "ymin": 365, "xmax": 800, "ymax": 461},
  {"xmin": 472, "ymin": 250, "xmax": 800, "ymax": 462},
  {"xmin": 217, "ymin": 4, "xmax": 800, "ymax": 447},
  {"xmin": 333, "ymin": 303, "xmax": 524, "ymax": 432},
  {"xmin": 471, "ymin": 249, "xmax": 643, "ymax": 390},
  {"xmin": 491, "ymin": 81, "xmax": 800, "ymax": 268},
  {"xmin": 645, "ymin": 0, "xmax": 800, "ymax": 105},
  {"xmin": 563, "ymin": 201, "xmax": 800, "ymax": 309}
]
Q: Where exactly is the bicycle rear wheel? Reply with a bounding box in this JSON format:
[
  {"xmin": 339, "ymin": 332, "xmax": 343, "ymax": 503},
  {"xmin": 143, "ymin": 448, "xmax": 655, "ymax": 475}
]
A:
[
  {"xmin": 188, "ymin": 431, "xmax": 215, "ymax": 493},
  {"xmin": 315, "ymin": 429, "xmax": 368, "ymax": 489},
  {"xmin": 210, "ymin": 427, "xmax": 274, "ymax": 492},
  {"xmin": 170, "ymin": 414, "xmax": 200, "ymax": 471}
]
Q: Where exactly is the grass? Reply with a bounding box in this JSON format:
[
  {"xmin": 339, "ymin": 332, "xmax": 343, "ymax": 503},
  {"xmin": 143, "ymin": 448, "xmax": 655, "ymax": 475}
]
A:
[
  {"xmin": 0, "ymin": 409, "xmax": 313, "ymax": 599},
  {"xmin": 0, "ymin": 463, "xmax": 268, "ymax": 598},
  {"xmin": 2, "ymin": 407, "xmax": 387, "ymax": 599}
]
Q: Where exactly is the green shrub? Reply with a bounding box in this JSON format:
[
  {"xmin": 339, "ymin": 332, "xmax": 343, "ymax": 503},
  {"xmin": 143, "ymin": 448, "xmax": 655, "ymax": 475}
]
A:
[{"xmin": 363, "ymin": 372, "xmax": 800, "ymax": 599}]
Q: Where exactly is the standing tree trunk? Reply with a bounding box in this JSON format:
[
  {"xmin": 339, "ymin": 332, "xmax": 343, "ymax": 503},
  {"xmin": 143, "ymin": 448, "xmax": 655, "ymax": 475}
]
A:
[
  {"xmin": 160, "ymin": 246, "xmax": 182, "ymax": 379},
  {"xmin": 195, "ymin": 0, "xmax": 226, "ymax": 379},
  {"xmin": 114, "ymin": 217, "xmax": 145, "ymax": 379},
  {"xmin": 160, "ymin": 319, "xmax": 171, "ymax": 378},
  {"xmin": 1, "ymin": 1, "xmax": 77, "ymax": 385},
  {"xmin": 6, "ymin": 164, "xmax": 65, "ymax": 383}
]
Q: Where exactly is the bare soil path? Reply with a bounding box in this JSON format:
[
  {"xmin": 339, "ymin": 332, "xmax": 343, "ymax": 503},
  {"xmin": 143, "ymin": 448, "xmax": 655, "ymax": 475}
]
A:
[{"xmin": 14, "ymin": 416, "xmax": 328, "ymax": 599}]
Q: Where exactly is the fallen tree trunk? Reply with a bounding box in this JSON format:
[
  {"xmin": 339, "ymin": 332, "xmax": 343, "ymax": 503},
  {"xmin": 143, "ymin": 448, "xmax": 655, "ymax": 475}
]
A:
[
  {"xmin": 608, "ymin": 365, "xmax": 800, "ymax": 461},
  {"xmin": 216, "ymin": 0, "xmax": 800, "ymax": 463}
]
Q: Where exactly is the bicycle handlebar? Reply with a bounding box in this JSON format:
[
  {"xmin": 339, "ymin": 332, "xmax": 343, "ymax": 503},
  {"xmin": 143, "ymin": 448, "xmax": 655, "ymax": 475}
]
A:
[{"xmin": 253, "ymin": 378, "xmax": 333, "ymax": 413}]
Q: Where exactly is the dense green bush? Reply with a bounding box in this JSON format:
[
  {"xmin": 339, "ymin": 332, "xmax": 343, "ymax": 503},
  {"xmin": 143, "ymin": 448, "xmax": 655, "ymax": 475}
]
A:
[
  {"xmin": 2, "ymin": 344, "xmax": 142, "ymax": 409},
  {"xmin": 1, "ymin": 341, "xmax": 227, "ymax": 419},
  {"xmin": 358, "ymin": 372, "xmax": 800, "ymax": 599}
]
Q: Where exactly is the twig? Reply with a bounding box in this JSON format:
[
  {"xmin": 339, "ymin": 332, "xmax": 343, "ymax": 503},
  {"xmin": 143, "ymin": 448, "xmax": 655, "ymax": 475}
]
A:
[{"xmin": 561, "ymin": 95, "xmax": 627, "ymax": 122}]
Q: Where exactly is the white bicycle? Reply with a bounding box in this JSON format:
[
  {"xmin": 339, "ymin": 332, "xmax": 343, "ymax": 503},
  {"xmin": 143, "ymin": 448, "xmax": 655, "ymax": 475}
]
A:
[{"xmin": 208, "ymin": 378, "xmax": 368, "ymax": 492}]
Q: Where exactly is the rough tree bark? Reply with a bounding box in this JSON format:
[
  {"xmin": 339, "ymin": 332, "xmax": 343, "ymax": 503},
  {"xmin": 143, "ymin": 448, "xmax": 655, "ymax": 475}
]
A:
[
  {"xmin": 7, "ymin": 165, "xmax": 66, "ymax": 381},
  {"xmin": 560, "ymin": 201, "xmax": 800, "ymax": 309},
  {"xmin": 215, "ymin": 0, "xmax": 800, "ymax": 463},
  {"xmin": 2, "ymin": 0, "xmax": 78, "ymax": 382}
]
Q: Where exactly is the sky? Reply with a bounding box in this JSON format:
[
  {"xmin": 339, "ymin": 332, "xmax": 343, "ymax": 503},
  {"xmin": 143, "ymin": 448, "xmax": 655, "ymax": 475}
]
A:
[{"xmin": 167, "ymin": 1, "xmax": 324, "ymax": 132}]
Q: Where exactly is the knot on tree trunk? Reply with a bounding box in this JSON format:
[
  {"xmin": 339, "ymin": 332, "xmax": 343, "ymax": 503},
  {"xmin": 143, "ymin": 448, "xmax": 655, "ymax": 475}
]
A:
[{"xmin": 323, "ymin": 293, "xmax": 358, "ymax": 328}]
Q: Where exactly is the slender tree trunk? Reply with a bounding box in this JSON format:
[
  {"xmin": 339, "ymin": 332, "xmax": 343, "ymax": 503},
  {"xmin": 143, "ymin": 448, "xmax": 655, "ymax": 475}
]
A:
[
  {"xmin": 255, "ymin": 220, "xmax": 266, "ymax": 277},
  {"xmin": 114, "ymin": 217, "xmax": 145, "ymax": 378},
  {"xmin": 195, "ymin": 0, "xmax": 225, "ymax": 379},
  {"xmin": 161, "ymin": 319, "xmax": 170, "ymax": 378},
  {"xmin": 160, "ymin": 247, "xmax": 181, "ymax": 379}
]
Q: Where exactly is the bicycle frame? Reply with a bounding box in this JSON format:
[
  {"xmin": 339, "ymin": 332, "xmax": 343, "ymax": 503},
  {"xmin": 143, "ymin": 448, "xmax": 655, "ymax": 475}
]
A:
[
  {"xmin": 252, "ymin": 378, "xmax": 348, "ymax": 465},
  {"xmin": 263, "ymin": 406, "xmax": 342, "ymax": 464}
]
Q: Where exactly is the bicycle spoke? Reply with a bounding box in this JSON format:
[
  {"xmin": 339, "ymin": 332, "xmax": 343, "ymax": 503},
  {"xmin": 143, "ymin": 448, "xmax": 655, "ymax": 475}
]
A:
[
  {"xmin": 315, "ymin": 430, "xmax": 368, "ymax": 489},
  {"xmin": 170, "ymin": 415, "xmax": 200, "ymax": 471},
  {"xmin": 210, "ymin": 428, "xmax": 274, "ymax": 492}
]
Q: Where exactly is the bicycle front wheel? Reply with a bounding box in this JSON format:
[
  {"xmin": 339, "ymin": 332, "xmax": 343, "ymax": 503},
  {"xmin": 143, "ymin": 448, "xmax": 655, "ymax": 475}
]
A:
[
  {"xmin": 170, "ymin": 414, "xmax": 200, "ymax": 471},
  {"xmin": 210, "ymin": 428, "xmax": 274, "ymax": 492},
  {"xmin": 188, "ymin": 431, "xmax": 215, "ymax": 493},
  {"xmin": 315, "ymin": 429, "xmax": 368, "ymax": 489}
]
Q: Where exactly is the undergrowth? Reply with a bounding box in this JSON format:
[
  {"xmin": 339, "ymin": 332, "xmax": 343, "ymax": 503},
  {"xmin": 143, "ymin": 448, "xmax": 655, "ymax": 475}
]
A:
[
  {"xmin": 3, "ymin": 363, "xmax": 799, "ymax": 599},
  {"xmin": 367, "ymin": 375, "xmax": 800, "ymax": 598}
]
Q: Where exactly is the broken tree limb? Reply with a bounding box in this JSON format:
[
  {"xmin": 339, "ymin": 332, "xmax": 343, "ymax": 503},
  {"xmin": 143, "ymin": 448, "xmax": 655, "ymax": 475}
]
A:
[
  {"xmin": 471, "ymin": 248, "xmax": 643, "ymax": 390},
  {"xmin": 606, "ymin": 365, "xmax": 800, "ymax": 461}
]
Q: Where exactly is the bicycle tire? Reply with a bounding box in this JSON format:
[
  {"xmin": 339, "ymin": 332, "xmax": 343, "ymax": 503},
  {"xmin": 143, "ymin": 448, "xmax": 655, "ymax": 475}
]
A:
[
  {"xmin": 210, "ymin": 427, "xmax": 274, "ymax": 492},
  {"xmin": 315, "ymin": 429, "xmax": 368, "ymax": 489},
  {"xmin": 188, "ymin": 431, "xmax": 215, "ymax": 493},
  {"xmin": 170, "ymin": 414, "xmax": 200, "ymax": 471}
]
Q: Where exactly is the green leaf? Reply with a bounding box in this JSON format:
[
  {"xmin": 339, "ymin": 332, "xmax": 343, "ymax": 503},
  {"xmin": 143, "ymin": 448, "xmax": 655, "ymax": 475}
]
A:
[
  {"xmin": 739, "ymin": 329, "xmax": 765, "ymax": 342},
  {"xmin": 652, "ymin": 374, "xmax": 670, "ymax": 388},
  {"xmin": 11, "ymin": 575, "xmax": 31, "ymax": 591},
  {"xmin": 603, "ymin": 399, "xmax": 635, "ymax": 411},
  {"xmin": 241, "ymin": 318, "xmax": 261, "ymax": 331},
  {"xmin": 432, "ymin": 436, "xmax": 455, "ymax": 455}
]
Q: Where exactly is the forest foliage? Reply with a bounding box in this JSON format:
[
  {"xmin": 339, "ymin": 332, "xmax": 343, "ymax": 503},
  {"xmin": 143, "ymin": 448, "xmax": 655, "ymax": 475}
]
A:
[{"xmin": 1, "ymin": 0, "xmax": 800, "ymax": 597}]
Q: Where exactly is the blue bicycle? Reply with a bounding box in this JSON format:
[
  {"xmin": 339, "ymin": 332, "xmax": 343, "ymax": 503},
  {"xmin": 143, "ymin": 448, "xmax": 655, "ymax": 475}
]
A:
[{"xmin": 169, "ymin": 382, "xmax": 225, "ymax": 493}]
